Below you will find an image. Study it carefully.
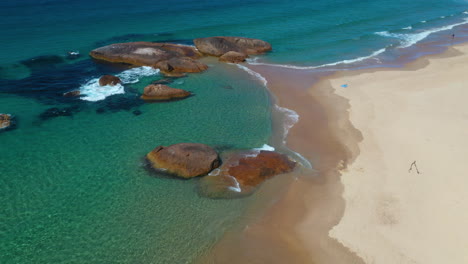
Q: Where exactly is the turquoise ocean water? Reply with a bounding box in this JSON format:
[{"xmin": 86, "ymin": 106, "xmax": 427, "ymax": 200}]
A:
[{"xmin": 1, "ymin": 0, "xmax": 468, "ymax": 263}]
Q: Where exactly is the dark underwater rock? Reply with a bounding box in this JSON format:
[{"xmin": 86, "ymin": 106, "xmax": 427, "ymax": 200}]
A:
[
  {"xmin": 21, "ymin": 55, "xmax": 65, "ymax": 71},
  {"xmin": 39, "ymin": 106, "xmax": 80, "ymax": 120},
  {"xmin": 151, "ymin": 78, "xmax": 174, "ymax": 85},
  {"xmin": 63, "ymin": 90, "xmax": 81, "ymax": 97}
]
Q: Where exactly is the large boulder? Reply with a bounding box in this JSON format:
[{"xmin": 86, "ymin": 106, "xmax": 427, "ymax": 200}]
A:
[
  {"xmin": 99, "ymin": 75, "xmax": 121, "ymax": 86},
  {"xmin": 89, "ymin": 42, "xmax": 208, "ymax": 74},
  {"xmin": 155, "ymin": 57, "xmax": 208, "ymax": 75},
  {"xmin": 199, "ymin": 150, "xmax": 296, "ymax": 198},
  {"xmin": 0, "ymin": 114, "xmax": 15, "ymax": 131},
  {"xmin": 146, "ymin": 143, "xmax": 221, "ymax": 178},
  {"xmin": 140, "ymin": 84, "xmax": 191, "ymax": 101},
  {"xmin": 219, "ymin": 51, "xmax": 248, "ymax": 63},
  {"xmin": 193, "ymin": 37, "xmax": 272, "ymax": 57}
]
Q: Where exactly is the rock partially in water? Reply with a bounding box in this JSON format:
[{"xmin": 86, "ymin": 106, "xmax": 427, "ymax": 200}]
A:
[
  {"xmin": 156, "ymin": 57, "xmax": 208, "ymax": 75},
  {"xmin": 0, "ymin": 114, "xmax": 16, "ymax": 131},
  {"xmin": 67, "ymin": 51, "xmax": 81, "ymax": 59},
  {"xmin": 199, "ymin": 150, "xmax": 296, "ymax": 198},
  {"xmin": 63, "ymin": 90, "xmax": 81, "ymax": 97},
  {"xmin": 90, "ymin": 42, "xmax": 208, "ymax": 74},
  {"xmin": 141, "ymin": 84, "xmax": 191, "ymax": 101},
  {"xmin": 98, "ymin": 75, "xmax": 121, "ymax": 86},
  {"xmin": 146, "ymin": 143, "xmax": 221, "ymax": 179},
  {"xmin": 219, "ymin": 51, "xmax": 248, "ymax": 63},
  {"xmin": 193, "ymin": 37, "xmax": 272, "ymax": 57}
]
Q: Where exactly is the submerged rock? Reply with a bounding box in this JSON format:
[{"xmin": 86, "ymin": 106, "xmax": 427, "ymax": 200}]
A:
[
  {"xmin": 219, "ymin": 51, "xmax": 248, "ymax": 63},
  {"xmin": 152, "ymin": 78, "xmax": 175, "ymax": 85},
  {"xmin": 193, "ymin": 37, "xmax": 272, "ymax": 57},
  {"xmin": 99, "ymin": 75, "xmax": 121, "ymax": 86},
  {"xmin": 39, "ymin": 106, "xmax": 80, "ymax": 120},
  {"xmin": 199, "ymin": 150, "xmax": 296, "ymax": 198},
  {"xmin": 0, "ymin": 114, "xmax": 15, "ymax": 131},
  {"xmin": 132, "ymin": 110, "xmax": 142, "ymax": 116},
  {"xmin": 89, "ymin": 42, "xmax": 208, "ymax": 74},
  {"xmin": 140, "ymin": 84, "xmax": 191, "ymax": 101},
  {"xmin": 63, "ymin": 90, "xmax": 81, "ymax": 97},
  {"xmin": 146, "ymin": 143, "xmax": 221, "ymax": 178}
]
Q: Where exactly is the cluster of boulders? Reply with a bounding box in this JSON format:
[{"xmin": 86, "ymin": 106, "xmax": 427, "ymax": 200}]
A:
[
  {"xmin": 81, "ymin": 36, "xmax": 272, "ymax": 102},
  {"xmin": 89, "ymin": 37, "xmax": 272, "ymax": 75},
  {"xmin": 53, "ymin": 36, "xmax": 291, "ymax": 198},
  {"xmin": 146, "ymin": 143, "xmax": 296, "ymax": 198}
]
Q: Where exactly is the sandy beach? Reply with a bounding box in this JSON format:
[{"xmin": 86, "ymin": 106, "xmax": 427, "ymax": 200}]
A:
[
  {"xmin": 325, "ymin": 44, "xmax": 468, "ymax": 264},
  {"xmin": 202, "ymin": 43, "xmax": 468, "ymax": 263}
]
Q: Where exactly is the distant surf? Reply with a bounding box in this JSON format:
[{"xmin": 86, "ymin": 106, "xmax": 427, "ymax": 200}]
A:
[
  {"xmin": 376, "ymin": 17, "xmax": 468, "ymax": 48},
  {"xmin": 246, "ymin": 47, "xmax": 387, "ymax": 70}
]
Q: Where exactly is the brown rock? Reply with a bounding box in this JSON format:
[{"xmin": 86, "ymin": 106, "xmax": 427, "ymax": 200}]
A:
[
  {"xmin": 219, "ymin": 51, "xmax": 248, "ymax": 63},
  {"xmin": 89, "ymin": 42, "xmax": 207, "ymax": 74},
  {"xmin": 228, "ymin": 151, "xmax": 295, "ymax": 187},
  {"xmin": 140, "ymin": 84, "xmax": 191, "ymax": 101},
  {"xmin": 98, "ymin": 75, "xmax": 121, "ymax": 86},
  {"xmin": 193, "ymin": 37, "xmax": 272, "ymax": 57},
  {"xmin": 146, "ymin": 143, "xmax": 220, "ymax": 178},
  {"xmin": 155, "ymin": 57, "xmax": 208, "ymax": 74},
  {"xmin": 63, "ymin": 90, "xmax": 81, "ymax": 97},
  {"xmin": 0, "ymin": 114, "xmax": 14, "ymax": 131},
  {"xmin": 198, "ymin": 150, "xmax": 295, "ymax": 198}
]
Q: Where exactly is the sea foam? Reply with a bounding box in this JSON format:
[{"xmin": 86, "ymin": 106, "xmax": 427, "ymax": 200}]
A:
[
  {"xmin": 376, "ymin": 18, "xmax": 468, "ymax": 48},
  {"xmin": 275, "ymin": 105, "xmax": 299, "ymax": 145},
  {"xmin": 235, "ymin": 64, "xmax": 268, "ymax": 86},
  {"xmin": 80, "ymin": 66, "xmax": 159, "ymax": 101},
  {"xmin": 246, "ymin": 47, "xmax": 386, "ymax": 70}
]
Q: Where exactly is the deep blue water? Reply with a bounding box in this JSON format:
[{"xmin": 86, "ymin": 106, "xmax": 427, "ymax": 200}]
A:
[{"xmin": 1, "ymin": 0, "xmax": 467, "ymax": 263}]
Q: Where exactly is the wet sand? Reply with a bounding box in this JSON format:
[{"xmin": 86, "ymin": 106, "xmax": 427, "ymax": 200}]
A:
[
  {"xmin": 200, "ymin": 44, "xmax": 468, "ymax": 263},
  {"xmin": 199, "ymin": 65, "xmax": 364, "ymax": 263}
]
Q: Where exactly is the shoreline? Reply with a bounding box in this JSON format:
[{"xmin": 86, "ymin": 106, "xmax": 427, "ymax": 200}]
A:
[{"xmin": 200, "ymin": 41, "xmax": 468, "ymax": 263}]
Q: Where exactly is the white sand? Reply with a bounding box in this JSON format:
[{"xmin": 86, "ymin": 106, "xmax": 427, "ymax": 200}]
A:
[{"xmin": 323, "ymin": 45, "xmax": 468, "ymax": 263}]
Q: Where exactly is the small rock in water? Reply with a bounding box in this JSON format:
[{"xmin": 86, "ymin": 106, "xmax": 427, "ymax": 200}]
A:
[
  {"xmin": 141, "ymin": 84, "xmax": 191, "ymax": 101},
  {"xmin": 132, "ymin": 110, "xmax": 142, "ymax": 116},
  {"xmin": 99, "ymin": 75, "xmax": 121, "ymax": 86},
  {"xmin": 0, "ymin": 114, "xmax": 16, "ymax": 132},
  {"xmin": 67, "ymin": 51, "xmax": 81, "ymax": 59},
  {"xmin": 63, "ymin": 90, "xmax": 81, "ymax": 97}
]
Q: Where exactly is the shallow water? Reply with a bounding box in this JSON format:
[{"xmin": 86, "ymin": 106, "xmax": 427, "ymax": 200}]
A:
[
  {"xmin": 1, "ymin": 0, "xmax": 468, "ymax": 263},
  {"xmin": 0, "ymin": 63, "xmax": 272, "ymax": 263}
]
